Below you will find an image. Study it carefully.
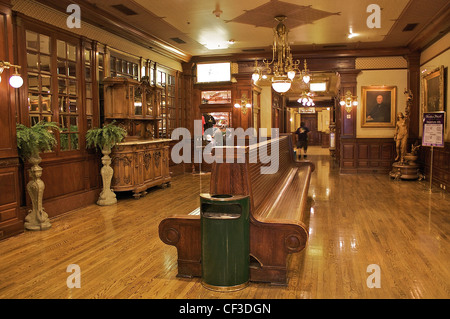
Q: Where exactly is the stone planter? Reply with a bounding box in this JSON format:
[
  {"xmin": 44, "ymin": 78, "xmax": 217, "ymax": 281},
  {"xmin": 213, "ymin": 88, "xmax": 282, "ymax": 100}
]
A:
[
  {"xmin": 97, "ymin": 146, "xmax": 117, "ymax": 206},
  {"xmin": 24, "ymin": 155, "xmax": 52, "ymax": 231}
]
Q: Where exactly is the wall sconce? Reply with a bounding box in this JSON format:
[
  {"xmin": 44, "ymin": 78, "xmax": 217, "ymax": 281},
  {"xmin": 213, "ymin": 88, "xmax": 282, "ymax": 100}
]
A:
[
  {"xmin": 340, "ymin": 90, "xmax": 358, "ymax": 113},
  {"xmin": 0, "ymin": 61, "xmax": 24, "ymax": 88},
  {"xmin": 234, "ymin": 94, "xmax": 251, "ymax": 115}
]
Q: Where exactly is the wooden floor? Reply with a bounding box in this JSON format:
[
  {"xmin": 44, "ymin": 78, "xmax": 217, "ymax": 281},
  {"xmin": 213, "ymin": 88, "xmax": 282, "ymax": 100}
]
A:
[{"xmin": 1, "ymin": 146, "xmax": 449, "ymax": 299}]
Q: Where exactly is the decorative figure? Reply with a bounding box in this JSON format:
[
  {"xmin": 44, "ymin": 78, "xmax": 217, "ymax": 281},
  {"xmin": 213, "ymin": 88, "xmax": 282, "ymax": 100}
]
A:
[
  {"xmin": 24, "ymin": 155, "xmax": 52, "ymax": 231},
  {"xmin": 389, "ymin": 90, "xmax": 423, "ymax": 180},
  {"xmin": 97, "ymin": 147, "xmax": 117, "ymax": 206},
  {"xmin": 394, "ymin": 112, "xmax": 408, "ymax": 163}
]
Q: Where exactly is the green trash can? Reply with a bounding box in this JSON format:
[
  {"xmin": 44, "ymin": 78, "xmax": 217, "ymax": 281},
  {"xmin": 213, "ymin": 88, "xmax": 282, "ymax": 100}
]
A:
[{"xmin": 200, "ymin": 193, "xmax": 250, "ymax": 292}]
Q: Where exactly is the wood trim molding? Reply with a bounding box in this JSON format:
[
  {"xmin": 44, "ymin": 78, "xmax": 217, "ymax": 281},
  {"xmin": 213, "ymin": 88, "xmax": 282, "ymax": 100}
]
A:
[{"xmin": 32, "ymin": 0, "xmax": 191, "ymax": 63}]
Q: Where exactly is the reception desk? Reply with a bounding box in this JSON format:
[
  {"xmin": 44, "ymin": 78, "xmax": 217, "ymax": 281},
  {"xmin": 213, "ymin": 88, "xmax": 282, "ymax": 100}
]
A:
[{"xmin": 111, "ymin": 138, "xmax": 172, "ymax": 198}]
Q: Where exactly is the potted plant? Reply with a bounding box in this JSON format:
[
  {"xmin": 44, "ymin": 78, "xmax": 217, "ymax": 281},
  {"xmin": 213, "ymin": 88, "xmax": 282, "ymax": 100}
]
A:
[
  {"xmin": 16, "ymin": 121, "xmax": 59, "ymax": 231},
  {"xmin": 86, "ymin": 121, "xmax": 127, "ymax": 206}
]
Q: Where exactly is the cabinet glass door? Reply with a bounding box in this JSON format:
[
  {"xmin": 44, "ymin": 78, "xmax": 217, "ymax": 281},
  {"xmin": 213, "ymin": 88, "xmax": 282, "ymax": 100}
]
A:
[
  {"xmin": 134, "ymin": 86, "xmax": 143, "ymax": 116},
  {"xmin": 146, "ymin": 91, "xmax": 153, "ymax": 117}
]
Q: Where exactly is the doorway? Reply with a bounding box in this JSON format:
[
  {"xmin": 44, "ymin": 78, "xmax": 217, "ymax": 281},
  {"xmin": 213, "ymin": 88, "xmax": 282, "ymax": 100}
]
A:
[{"xmin": 300, "ymin": 113, "xmax": 320, "ymax": 146}]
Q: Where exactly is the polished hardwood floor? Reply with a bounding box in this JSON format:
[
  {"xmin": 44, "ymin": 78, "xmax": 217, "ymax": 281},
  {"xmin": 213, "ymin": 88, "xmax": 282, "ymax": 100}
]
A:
[{"xmin": 0, "ymin": 146, "xmax": 449, "ymax": 299}]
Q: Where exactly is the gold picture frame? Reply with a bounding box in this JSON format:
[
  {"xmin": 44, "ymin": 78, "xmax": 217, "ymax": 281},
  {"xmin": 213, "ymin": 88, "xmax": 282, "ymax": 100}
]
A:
[
  {"xmin": 361, "ymin": 86, "xmax": 397, "ymax": 128},
  {"xmin": 421, "ymin": 65, "xmax": 445, "ymax": 114}
]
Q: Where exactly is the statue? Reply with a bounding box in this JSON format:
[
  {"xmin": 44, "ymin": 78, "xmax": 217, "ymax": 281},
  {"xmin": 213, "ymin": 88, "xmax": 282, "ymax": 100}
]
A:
[
  {"xmin": 394, "ymin": 112, "xmax": 408, "ymax": 163},
  {"xmin": 389, "ymin": 90, "xmax": 424, "ymax": 180}
]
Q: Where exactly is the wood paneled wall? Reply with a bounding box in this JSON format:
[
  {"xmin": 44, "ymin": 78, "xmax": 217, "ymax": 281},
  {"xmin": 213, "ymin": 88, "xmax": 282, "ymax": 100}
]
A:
[
  {"xmin": 0, "ymin": 0, "xmax": 23, "ymax": 240},
  {"xmin": 340, "ymin": 138, "xmax": 395, "ymax": 174},
  {"xmin": 419, "ymin": 142, "xmax": 450, "ymax": 191}
]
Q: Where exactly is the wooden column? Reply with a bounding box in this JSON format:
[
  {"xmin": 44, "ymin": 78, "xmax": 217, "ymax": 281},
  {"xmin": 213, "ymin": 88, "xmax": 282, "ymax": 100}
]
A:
[
  {"xmin": 0, "ymin": 0, "xmax": 23, "ymax": 240},
  {"xmin": 337, "ymin": 69, "xmax": 360, "ymax": 172}
]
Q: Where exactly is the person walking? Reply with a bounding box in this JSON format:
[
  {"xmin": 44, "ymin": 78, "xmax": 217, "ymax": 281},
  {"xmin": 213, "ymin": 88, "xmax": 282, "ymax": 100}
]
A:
[{"xmin": 295, "ymin": 122, "xmax": 310, "ymax": 159}]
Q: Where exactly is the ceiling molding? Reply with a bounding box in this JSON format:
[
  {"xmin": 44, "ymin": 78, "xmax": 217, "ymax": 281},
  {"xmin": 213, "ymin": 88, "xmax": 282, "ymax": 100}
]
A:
[
  {"xmin": 407, "ymin": 3, "xmax": 450, "ymax": 52},
  {"xmin": 33, "ymin": 0, "xmax": 192, "ymax": 63}
]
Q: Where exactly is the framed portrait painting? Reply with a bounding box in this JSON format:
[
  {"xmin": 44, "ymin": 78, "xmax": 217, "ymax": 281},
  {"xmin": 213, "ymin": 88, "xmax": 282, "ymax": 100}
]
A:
[
  {"xmin": 421, "ymin": 65, "xmax": 445, "ymax": 114},
  {"xmin": 361, "ymin": 86, "xmax": 397, "ymax": 128}
]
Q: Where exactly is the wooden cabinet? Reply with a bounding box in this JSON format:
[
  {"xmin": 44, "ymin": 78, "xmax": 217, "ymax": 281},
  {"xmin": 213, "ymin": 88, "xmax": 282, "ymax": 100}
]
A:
[
  {"xmin": 103, "ymin": 77, "xmax": 162, "ymax": 120},
  {"xmin": 103, "ymin": 77, "xmax": 171, "ymax": 198},
  {"xmin": 111, "ymin": 139, "xmax": 171, "ymax": 199}
]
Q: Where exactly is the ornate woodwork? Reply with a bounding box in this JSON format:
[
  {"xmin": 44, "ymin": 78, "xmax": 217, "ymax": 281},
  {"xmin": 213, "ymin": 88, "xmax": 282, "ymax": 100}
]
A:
[
  {"xmin": 111, "ymin": 139, "xmax": 171, "ymax": 198},
  {"xmin": 103, "ymin": 77, "xmax": 171, "ymax": 199}
]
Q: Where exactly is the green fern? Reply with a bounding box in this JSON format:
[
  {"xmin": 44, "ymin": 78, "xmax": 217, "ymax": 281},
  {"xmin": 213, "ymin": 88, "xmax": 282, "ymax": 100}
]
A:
[
  {"xmin": 85, "ymin": 121, "xmax": 127, "ymax": 151},
  {"xmin": 16, "ymin": 121, "xmax": 60, "ymax": 160}
]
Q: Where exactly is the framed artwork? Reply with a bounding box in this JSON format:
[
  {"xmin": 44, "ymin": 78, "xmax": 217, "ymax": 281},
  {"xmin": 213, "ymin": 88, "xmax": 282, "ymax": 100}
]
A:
[
  {"xmin": 361, "ymin": 86, "xmax": 397, "ymax": 128},
  {"xmin": 201, "ymin": 90, "xmax": 232, "ymax": 104},
  {"xmin": 421, "ymin": 65, "xmax": 445, "ymax": 113}
]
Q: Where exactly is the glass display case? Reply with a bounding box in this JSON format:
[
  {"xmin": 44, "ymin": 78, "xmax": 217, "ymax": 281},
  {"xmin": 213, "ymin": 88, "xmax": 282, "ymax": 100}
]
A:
[{"xmin": 103, "ymin": 77, "xmax": 163, "ymax": 139}]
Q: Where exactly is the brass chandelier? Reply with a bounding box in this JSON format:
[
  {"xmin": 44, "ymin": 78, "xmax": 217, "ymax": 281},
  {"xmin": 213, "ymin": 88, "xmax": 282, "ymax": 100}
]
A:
[{"xmin": 252, "ymin": 16, "xmax": 311, "ymax": 94}]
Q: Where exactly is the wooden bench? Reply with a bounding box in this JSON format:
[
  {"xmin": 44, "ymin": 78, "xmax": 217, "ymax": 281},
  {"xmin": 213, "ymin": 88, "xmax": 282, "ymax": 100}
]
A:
[{"xmin": 159, "ymin": 134, "xmax": 315, "ymax": 284}]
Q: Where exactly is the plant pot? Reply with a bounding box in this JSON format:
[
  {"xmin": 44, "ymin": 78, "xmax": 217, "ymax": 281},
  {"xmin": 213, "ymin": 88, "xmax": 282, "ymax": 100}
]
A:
[
  {"xmin": 97, "ymin": 146, "xmax": 117, "ymax": 206},
  {"xmin": 24, "ymin": 155, "xmax": 52, "ymax": 231},
  {"xmin": 404, "ymin": 153, "xmax": 418, "ymax": 164}
]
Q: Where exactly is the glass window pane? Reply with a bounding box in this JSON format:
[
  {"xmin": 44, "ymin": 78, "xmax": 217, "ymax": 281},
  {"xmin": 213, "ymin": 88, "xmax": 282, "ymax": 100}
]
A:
[
  {"xmin": 41, "ymin": 95, "xmax": 52, "ymax": 113},
  {"xmin": 69, "ymin": 116, "xmax": 78, "ymax": 129},
  {"xmin": 57, "ymin": 40, "xmax": 66, "ymax": 59},
  {"xmin": 39, "ymin": 34, "xmax": 50, "ymax": 55},
  {"xmin": 85, "ymin": 83, "xmax": 92, "ymax": 98},
  {"xmin": 57, "ymin": 60, "xmax": 66, "ymax": 76},
  {"xmin": 84, "ymin": 49, "xmax": 91, "ymax": 63},
  {"xmin": 116, "ymin": 59, "xmax": 121, "ymax": 73},
  {"xmin": 69, "ymin": 80, "xmax": 77, "ymax": 95},
  {"xmin": 70, "ymin": 133, "xmax": 79, "ymax": 150},
  {"xmin": 40, "ymin": 55, "xmax": 51, "ymax": 73},
  {"xmin": 68, "ymin": 61, "xmax": 77, "ymax": 77},
  {"xmin": 85, "ymin": 66, "xmax": 91, "ymax": 82},
  {"xmin": 60, "ymin": 133, "xmax": 69, "ymax": 151},
  {"xmin": 28, "ymin": 73, "xmax": 39, "ymax": 91},
  {"xmin": 41, "ymin": 75, "xmax": 51, "ymax": 93},
  {"xmin": 98, "ymin": 70, "xmax": 104, "ymax": 82},
  {"xmin": 28, "ymin": 93, "xmax": 40, "ymax": 112},
  {"xmin": 87, "ymin": 118, "xmax": 93, "ymax": 130},
  {"xmin": 26, "ymin": 31, "xmax": 38, "ymax": 51},
  {"xmin": 68, "ymin": 44, "xmax": 76, "ymax": 61},
  {"xmin": 69, "ymin": 98, "xmax": 77, "ymax": 113},
  {"xmin": 30, "ymin": 116, "xmax": 40, "ymax": 126},
  {"xmin": 59, "ymin": 96, "xmax": 68, "ymax": 113},
  {"xmin": 58, "ymin": 78, "xmax": 67, "ymax": 94},
  {"xmin": 98, "ymin": 53, "xmax": 104, "ymax": 68},
  {"xmin": 42, "ymin": 115, "xmax": 52, "ymax": 123},
  {"xmin": 60, "ymin": 115, "xmax": 69, "ymax": 130},
  {"xmin": 86, "ymin": 99, "xmax": 93, "ymax": 115},
  {"xmin": 27, "ymin": 52, "xmax": 39, "ymax": 70}
]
